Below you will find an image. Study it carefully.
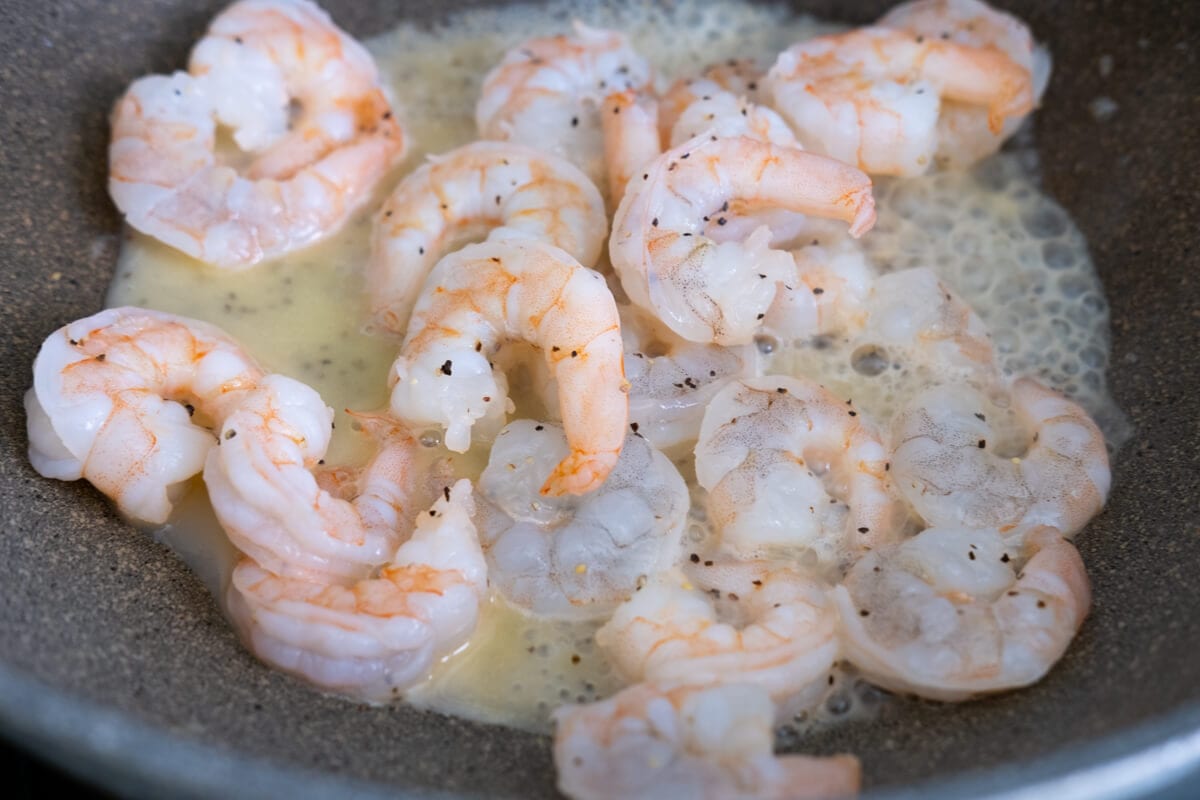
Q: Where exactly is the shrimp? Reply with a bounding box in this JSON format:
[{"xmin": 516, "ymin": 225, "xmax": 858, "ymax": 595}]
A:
[
  {"xmin": 389, "ymin": 238, "xmax": 627, "ymax": 496},
  {"xmin": 765, "ymin": 25, "xmax": 1033, "ymax": 176},
  {"xmin": 368, "ymin": 141, "xmax": 607, "ymax": 335},
  {"xmin": 25, "ymin": 307, "xmax": 262, "ymax": 524},
  {"xmin": 833, "ymin": 525, "xmax": 1090, "ymax": 701},
  {"xmin": 203, "ymin": 374, "xmax": 419, "ymax": 581},
  {"xmin": 610, "ymin": 135, "xmax": 876, "ymax": 345},
  {"xmin": 597, "ymin": 565, "xmax": 839, "ymax": 704},
  {"xmin": 109, "ymin": 0, "xmax": 405, "ymax": 267},
  {"xmin": 475, "ymin": 420, "xmax": 688, "ymax": 619},
  {"xmin": 601, "ymin": 91, "xmax": 662, "ymax": 206},
  {"xmin": 555, "ymin": 682, "xmax": 861, "ymax": 800},
  {"xmin": 476, "ymin": 23, "xmax": 652, "ymax": 188},
  {"xmin": 226, "ymin": 479, "xmax": 488, "ymax": 702},
  {"xmin": 695, "ymin": 376, "xmax": 900, "ymax": 565},
  {"xmin": 879, "ymin": 0, "xmax": 1052, "ymax": 169},
  {"xmin": 657, "ymin": 59, "xmax": 770, "ymax": 139},
  {"xmin": 890, "ymin": 378, "xmax": 1110, "ymax": 538},
  {"xmin": 621, "ymin": 305, "xmax": 758, "ymax": 453},
  {"xmin": 761, "ymin": 236, "xmax": 877, "ymax": 341},
  {"xmin": 661, "ymin": 79, "xmax": 798, "ymax": 149}
]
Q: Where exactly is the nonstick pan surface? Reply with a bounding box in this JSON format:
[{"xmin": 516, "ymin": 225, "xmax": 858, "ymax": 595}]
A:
[{"xmin": 1, "ymin": 1, "xmax": 1198, "ymax": 796}]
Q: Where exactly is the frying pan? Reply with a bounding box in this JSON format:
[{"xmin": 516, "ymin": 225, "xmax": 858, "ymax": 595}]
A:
[{"xmin": 2, "ymin": 0, "xmax": 1198, "ymax": 796}]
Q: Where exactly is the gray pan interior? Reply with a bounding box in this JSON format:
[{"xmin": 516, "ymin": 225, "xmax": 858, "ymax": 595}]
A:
[{"xmin": 1, "ymin": 0, "xmax": 1198, "ymax": 797}]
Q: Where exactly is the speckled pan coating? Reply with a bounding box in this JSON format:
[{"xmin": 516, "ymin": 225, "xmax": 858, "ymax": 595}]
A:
[{"xmin": 0, "ymin": 1, "xmax": 1197, "ymax": 797}]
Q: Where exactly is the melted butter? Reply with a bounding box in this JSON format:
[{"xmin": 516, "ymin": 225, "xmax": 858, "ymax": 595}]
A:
[{"xmin": 104, "ymin": 0, "xmax": 1126, "ymax": 736}]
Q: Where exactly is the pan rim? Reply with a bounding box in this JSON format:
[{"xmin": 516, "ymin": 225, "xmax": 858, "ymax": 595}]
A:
[{"xmin": 3, "ymin": 659, "xmax": 1199, "ymax": 799}]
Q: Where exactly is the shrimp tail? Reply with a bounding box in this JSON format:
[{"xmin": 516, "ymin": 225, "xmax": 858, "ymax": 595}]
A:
[{"xmin": 540, "ymin": 448, "xmax": 621, "ymax": 496}]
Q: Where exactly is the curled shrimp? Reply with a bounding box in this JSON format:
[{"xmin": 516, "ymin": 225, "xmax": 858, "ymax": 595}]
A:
[
  {"xmin": 227, "ymin": 479, "xmax": 488, "ymax": 702},
  {"xmin": 203, "ymin": 374, "xmax": 418, "ymax": 581},
  {"xmin": 762, "ymin": 235, "xmax": 877, "ymax": 341},
  {"xmin": 695, "ymin": 376, "xmax": 900, "ymax": 565},
  {"xmin": 389, "ymin": 238, "xmax": 627, "ymax": 496},
  {"xmin": 610, "ymin": 134, "xmax": 875, "ymax": 345},
  {"xmin": 601, "ymin": 90, "xmax": 662, "ymax": 206},
  {"xmin": 597, "ymin": 565, "xmax": 839, "ymax": 704},
  {"xmin": 109, "ymin": 0, "xmax": 404, "ymax": 267},
  {"xmin": 890, "ymin": 378, "xmax": 1111, "ymax": 538},
  {"xmin": 621, "ymin": 305, "xmax": 758, "ymax": 453},
  {"xmin": 476, "ymin": 23, "xmax": 652, "ymax": 188},
  {"xmin": 368, "ymin": 141, "xmax": 607, "ymax": 335},
  {"xmin": 879, "ymin": 0, "xmax": 1051, "ymax": 169},
  {"xmin": 833, "ymin": 525, "xmax": 1090, "ymax": 701},
  {"xmin": 661, "ymin": 79, "xmax": 797, "ymax": 150},
  {"xmin": 555, "ymin": 681, "xmax": 861, "ymax": 800},
  {"xmin": 25, "ymin": 307, "xmax": 263, "ymax": 524},
  {"xmin": 475, "ymin": 419, "xmax": 688, "ymax": 619},
  {"xmin": 657, "ymin": 59, "xmax": 770, "ymax": 139},
  {"xmin": 766, "ymin": 25, "xmax": 1033, "ymax": 176}
]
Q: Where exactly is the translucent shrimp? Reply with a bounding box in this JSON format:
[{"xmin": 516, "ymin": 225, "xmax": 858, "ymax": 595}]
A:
[
  {"xmin": 890, "ymin": 378, "xmax": 1111, "ymax": 538},
  {"xmin": 610, "ymin": 135, "xmax": 876, "ymax": 345},
  {"xmin": 598, "ymin": 564, "xmax": 839, "ymax": 704},
  {"xmin": 621, "ymin": 305, "xmax": 758, "ymax": 453},
  {"xmin": 476, "ymin": 23, "xmax": 652, "ymax": 188},
  {"xmin": 695, "ymin": 376, "xmax": 900, "ymax": 565},
  {"xmin": 203, "ymin": 374, "xmax": 418, "ymax": 582},
  {"xmin": 475, "ymin": 420, "xmax": 688, "ymax": 619},
  {"xmin": 766, "ymin": 25, "xmax": 1033, "ymax": 176},
  {"xmin": 367, "ymin": 141, "xmax": 606, "ymax": 334},
  {"xmin": 389, "ymin": 238, "xmax": 627, "ymax": 496},
  {"xmin": 25, "ymin": 307, "xmax": 262, "ymax": 524},
  {"xmin": 555, "ymin": 682, "xmax": 861, "ymax": 800},
  {"xmin": 833, "ymin": 525, "xmax": 1090, "ymax": 701},
  {"xmin": 227, "ymin": 479, "xmax": 488, "ymax": 703},
  {"xmin": 879, "ymin": 0, "xmax": 1052, "ymax": 169},
  {"xmin": 109, "ymin": 0, "xmax": 404, "ymax": 267}
]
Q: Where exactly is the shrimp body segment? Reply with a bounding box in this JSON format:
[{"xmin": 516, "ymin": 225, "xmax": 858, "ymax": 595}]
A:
[
  {"xmin": 204, "ymin": 375, "xmax": 417, "ymax": 582},
  {"xmin": 610, "ymin": 135, "xmax": 876, "ymax": 345},
  {"xmin": 476, "ymin": 420, "xmax": 688, "ymax": 619},
  {"xmin": 695, "ymin": 376, "xmax": 900, "ymax": 563},
  {"xmin": 26, "ymin": 307, "xmax": 263, "ymax": 524},
  {"xmin": 890, "ymin": 378, "xmax": 1110, "ymax": 538},
  {"xmin": 227, "ymin": 479, "xmax": 488, "ymax": 702},
  {"xmin": 833, "ymin": 525, "xmax": 1090, "ymax": 701},
  {"xmin": 766, "ymin": 25, "xmax": 1033, "ymax": 176},
  {"xmin": 554, "ymin": 682, "xmax": 861, "ymax": 800},
  {"xmin": 597, "ymin": 566, "xmax": 839, "ymax": 704},
  {"xmin": 368, "ymin": 141, "xmax": 606, "ymax": 335},
  {"xmin": 476, "ymin": 24, "xmax": 652, "ymax": 187},
  {"xmin": 389, "ymin": 239, "xmax": 627, "ymax": 496},
  {"xmin": 109, "ymin": 0, "xmax": 404, "ymax": 267}
]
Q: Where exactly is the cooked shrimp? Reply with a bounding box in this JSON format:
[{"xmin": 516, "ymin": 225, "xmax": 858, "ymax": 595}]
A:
[
  {"xmin": 226, "ymin": 479, "xmax": 488, "ymax": 702},
  {"xmin": 762, "ymin": 236, "xmax": 877, "ymax": 341},
  {"xmin": 555, "ymin": 682, "xmax": 861, "ymax": 800},
  {"xmin": 890, "ymin": 378, "xmax": 1110, "ymax": 538},
  {"xmin": 879, "ymin": 0, "xmax": 1051, "ymax": 169},
  {"xmin": 601, "ymin": 90, "xmax": 662, "ymax": 206},
  {"xmin": 389, "ymin": 238, "xmax": 627, "ymax": 496},
  {"xmin": 695, "ymin": 376, "xmax": 900, "ymax": 564},
  {"xmin": 833, "ymin": 525, "xmax": 1090, "ymax": 701},
  {"xmin": 657, "ymin": 59, "xmax": 769, "ymax": 139},
  {"xmin": 621, "ymin": 305, "xmax": 758, "ymax": 453},
  {"xmin": 476, "ymin": 23, "xmax": 652, "ymax": 188},
  {"xmin": 597, "ymin": 565, "xmax": 839, "ymax": 703},
  {"xmin": 25, "ymin": 307, "xmax": 263, "ymax": 524},
  {"xmin": 204, "ymin": 374, "xmax": 417, "ymax": 581},
  {"xmin": 766, "ymin": 25, "xmax": 1033, "ymax": 176},
  {"xmin": 109, "ymin": 0, "xmax": 404, "ymax": 267},
  {"xmin": 662, "ymin": 79, "xmax": 797, "ymax": 149},
  {"xmin": 368, "ymin": 141, "xmax": 607, "ymax": 334},
  {"xmin": 475, "ymin": 420, "xmax": 687, "ymax": 619},
  {"xmin": 610, "ymin": 135, "xmax": 875, "ymax": 345}
]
